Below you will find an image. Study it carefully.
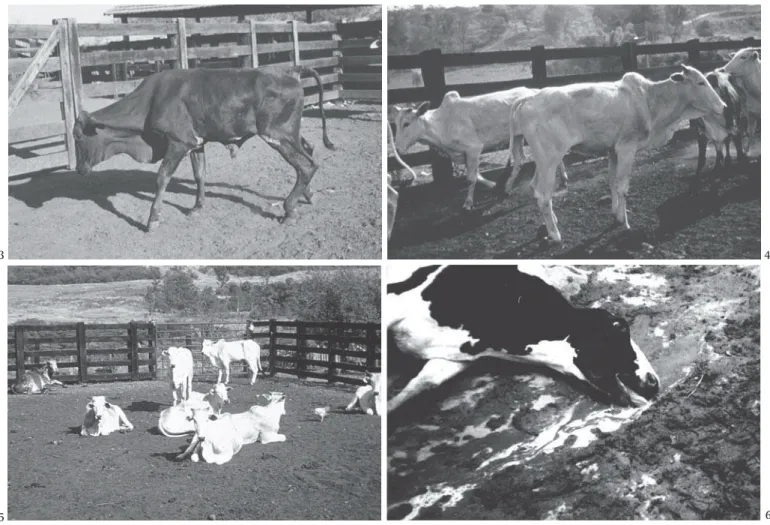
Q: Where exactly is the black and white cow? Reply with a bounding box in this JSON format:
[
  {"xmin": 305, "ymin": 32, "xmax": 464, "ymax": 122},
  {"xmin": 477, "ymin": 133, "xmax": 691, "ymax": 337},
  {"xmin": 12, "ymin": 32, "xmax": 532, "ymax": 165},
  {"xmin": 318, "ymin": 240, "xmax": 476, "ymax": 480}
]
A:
[{"xmin": 387, "ymin": 265, "xmax": 660, "ymax": 413}]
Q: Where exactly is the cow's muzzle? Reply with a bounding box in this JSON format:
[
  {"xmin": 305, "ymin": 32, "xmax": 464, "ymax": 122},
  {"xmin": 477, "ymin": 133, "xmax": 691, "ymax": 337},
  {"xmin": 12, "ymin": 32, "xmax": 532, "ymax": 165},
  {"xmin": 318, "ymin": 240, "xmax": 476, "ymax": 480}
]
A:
[{"xmin": 76, "ymin": 163, "xmax": 92, "ymax": 176}]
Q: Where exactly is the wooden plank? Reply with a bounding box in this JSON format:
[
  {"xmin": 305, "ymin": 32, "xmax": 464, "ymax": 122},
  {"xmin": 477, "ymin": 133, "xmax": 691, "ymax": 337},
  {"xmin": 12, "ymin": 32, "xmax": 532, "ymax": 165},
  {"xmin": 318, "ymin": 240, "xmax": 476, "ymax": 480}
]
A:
[
  {"xmin": 298, "ymin": 40, "xmax": 338, "ymax": 52},
  {"xmin": 295, "ymin": 56, "xmax": 339, "ymax": 70},
  {"xmin": 77, "ymin": 22, "xmax": 176, "ymax": 37},
  {"xmin": 21, "ymin": 336, "xmax": 78, "ymax": 344},
  {"xmin": 10, "ymin": 25, "xmax": 61, "ymax": 39},
  {"xmin": 340, "ymin": 89, "xmax": 381, "ymax": 101},
  {"xmin": 58, "ymin": 20, "xmax": 77, "ymax": 170},
  {"xmin": 340, "ymin": 56, "xmax": 381, "ymax": 66},
  {"xmin": 304, "ymin": 90, "xmax": 340, "ymax": 106},
  {"xmin": 9, "ymin": 25, "xmax": 60, "ymax": 116},
  {"xmin": 14, "ymin": 327, "xmax": 26, "ymax": 380},
  {"xmin": 340, "ymin": 72, "xmax": 381, "ymax": 83},
  {"xmin": 129, "ymin": 322, "xmax": 139, "ymax": 380},
  {"xmin": 68, "ymin": 19, "xmax": 83, "ymax": 116},
  {"xmin": 14, "ymin": 323, "xmax": 79, "ymax": 330},
  {"xmin": 187, "ymin": 45, "xmax": 250, "ymax": 60},
  {"xmin": 291, "ymin": 21, "xmax": 300, "ymax": 65},
  {"xmin": 300, "ymin": 73, "xmax": 338, "ymax": 88},
  {"xmin": 340, "ymin": 38, "xmax": 378, "ymax": 49},
  {"xmin": 176, "ymin": 18, "xmax": 189, "ymax": 69},
  {"xmin": 442, "ymin": 48, "xmax": 532, "ymax": 68},
  {"xmin": 9, "ymin": 122, "xmax": 66, "ymax": 143},
  {"xmin": 366, "ymin": 325, "xmax": 377, "ymax": 370},
  {"xmin": 249, "ymin": 19, "xmax": 259, "ymax": 68},
  {"xmin": 86, "ymin": 373, "xmax": 153, "ymax": 382},
  {"xmin": 76, "ymin": 322, "xmax": 87, "ymax": 383},
  {"xmin": 80, "ymin": 48, "xmax": 177, "ymax": 67},
  {"xmin": 82, "ymin": 79, "xmax": 143, "ymax": 98},
  {"xmin": 269, "ymin": 319, "xmax": 277, "ymax": 375}
]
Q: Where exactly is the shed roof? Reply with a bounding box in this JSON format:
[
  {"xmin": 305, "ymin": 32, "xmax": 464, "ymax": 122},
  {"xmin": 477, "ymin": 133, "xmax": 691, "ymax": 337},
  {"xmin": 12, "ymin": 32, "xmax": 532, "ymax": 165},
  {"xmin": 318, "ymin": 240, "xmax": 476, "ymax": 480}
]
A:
[{"xmin": 104, "ymin": 4, "xmax": 372, "ymax": 19}]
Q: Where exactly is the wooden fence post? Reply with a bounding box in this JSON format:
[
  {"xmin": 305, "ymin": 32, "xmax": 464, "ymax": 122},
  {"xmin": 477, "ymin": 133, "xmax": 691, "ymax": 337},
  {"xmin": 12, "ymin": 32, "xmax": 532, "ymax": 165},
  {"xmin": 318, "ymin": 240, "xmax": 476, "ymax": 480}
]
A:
[
  {"xmin": 14, "ymin": 326, "xmax": 26, "ymax": 379},
  {"xmin": 328, "ymin": 324, "xmax": 339, "ymax": 383},
  {"xmin": 269, "ymin": 319, "xmax": 277, "ymax": 376},
  {"xmin": 620, "ymin": 41, "xmax": 638, "ymax": 72},
  {"xmin": 742, "ymin": 36, "xmax": 759, "ymax": 48},
  {"xmin": 296, "ymin": 321, "xmax": 306, "ymax": 379},
  {"xmin": 419, "ymin": 48, "xmax": 453, "ymax": 184},
  {"xmin": 530, "ymin": 45, "xmax": 547, "ymax": 88},
  {"xmin": 176, "ymin": 18, "xmax": 189, "ymax": 69},
  {"xmin": 128, "ymin": 321, "xmax": 139, "ymax": 380},
  {"xmin": 148, "ymin": 321, "xmax": 157, "ymax": 379},
  {"xmin": 366, "ymin": 324, "xmax": 377, "ymax": 371},
  {"xmin": 249, "ymin": 20, "xmax": 259, "ymax": 68},
  {"xmin": 77, "ymin": 322, "xmax": 87, "ymax": 383},
  {"xmin": 291, "ymin": 20, "xmax": 300, "ymax": 65},
  {"xmin": 686, "ymin": 38, "xmax": 701, "ymax": 69},
  {"xmin": 58, "ymin": 18, "xmax": 83, "ymax": 170}
]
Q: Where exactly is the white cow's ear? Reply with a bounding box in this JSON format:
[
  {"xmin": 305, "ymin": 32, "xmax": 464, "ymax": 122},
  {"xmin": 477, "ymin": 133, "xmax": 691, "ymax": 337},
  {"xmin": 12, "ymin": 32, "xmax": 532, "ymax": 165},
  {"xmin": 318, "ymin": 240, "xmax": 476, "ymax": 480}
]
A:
[
  {"xmin": 752, "ymin": 51, "xmax": 760, "ymax": 60},
  {"xmin": 87, "ymin": 403, "xmax": 94, "ymax": 410},
  {"xmin": 563, "ymin": 335, "xmax": 570, "ymax": 342},
  {"xmin": 416, "ymin": 101, "xmax": 430, "ymax": 116},
  {"xmin": 670, "ymin": 73, "xmax": 685, "ymax": 83},
  {"xmin": 104, "ymin": 402, "xmax": 112, "ymax": 409},
  {"xmin": 729, "ymin": 52, "xmax": 736, "ymax": 58}
]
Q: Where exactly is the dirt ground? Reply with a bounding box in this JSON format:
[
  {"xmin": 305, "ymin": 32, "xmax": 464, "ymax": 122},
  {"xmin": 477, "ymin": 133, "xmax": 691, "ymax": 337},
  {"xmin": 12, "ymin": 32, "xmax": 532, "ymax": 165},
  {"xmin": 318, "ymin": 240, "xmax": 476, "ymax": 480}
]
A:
[
  {"xmin": 9, "ymin": 101, "xmax": 381, "ymax": 260},
  {"xmin": 8, "ymin": 376, "xmax": 381, "ymax": 520},
  {"xmin": 388, "ymin": 137, "xmax": 760, "ymax": 259},
  {"xmin": 387, "ymin": 265, "xmax": 759, "ymax": 520}
]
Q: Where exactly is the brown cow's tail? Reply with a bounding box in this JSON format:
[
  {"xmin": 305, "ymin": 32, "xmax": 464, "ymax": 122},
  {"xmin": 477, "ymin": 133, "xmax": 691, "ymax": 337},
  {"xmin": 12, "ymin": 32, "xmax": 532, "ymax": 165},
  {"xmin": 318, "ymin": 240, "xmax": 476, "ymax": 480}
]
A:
[{"xmin": 293, "ymin": 66, "xmax": 335, "ymax": 150}]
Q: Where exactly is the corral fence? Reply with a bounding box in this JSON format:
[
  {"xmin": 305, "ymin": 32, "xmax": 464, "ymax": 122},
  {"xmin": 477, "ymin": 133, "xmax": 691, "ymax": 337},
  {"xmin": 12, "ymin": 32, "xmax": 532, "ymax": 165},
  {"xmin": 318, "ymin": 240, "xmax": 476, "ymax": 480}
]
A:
[
  {"xmin": 7, "ymin": 319, "xmax": 381, "ymax": 387},
  {"xmin": 8, "ymin": 17, "xmax": 382, "ymax": 177},
  {"xmin": 387, "ymin": 37, "xmax": 760, "ymax": 183}
]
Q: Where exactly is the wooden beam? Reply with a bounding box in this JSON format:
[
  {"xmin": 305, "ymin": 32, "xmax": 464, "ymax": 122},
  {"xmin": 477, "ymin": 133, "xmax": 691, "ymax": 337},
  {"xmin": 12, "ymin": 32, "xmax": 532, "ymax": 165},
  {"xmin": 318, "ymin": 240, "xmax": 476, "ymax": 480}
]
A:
[
  {"xmin": 176, "ymin": 18, "xmax": 188, "ymax": 69},
  {"xmin": 8, "ymin": 24, "xmax": 60, "ymax": 116},
  {"xmin": 249, "ymin": 19, "xmax": 259, "ymax": 67},
  {"xmin": 58, "ymin": 19, "xmax": 78, "ymax": 169},
  {"xmin": 291, "ymin": 20, "xmax": 300, "ymax": 65}
]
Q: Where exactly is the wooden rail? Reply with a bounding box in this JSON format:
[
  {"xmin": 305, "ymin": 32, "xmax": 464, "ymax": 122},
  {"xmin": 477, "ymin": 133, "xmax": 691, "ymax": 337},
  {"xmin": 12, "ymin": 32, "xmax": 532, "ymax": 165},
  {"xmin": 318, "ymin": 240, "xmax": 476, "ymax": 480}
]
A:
[
  {"xmin": 387, "ymin": 37, "xmax": 761, "ymax": 181},
  {"xmin": 9, "ymin": 17, "xmax": 382, "ymax": 178},
  {"xmin": 7, "ymin": 319, "xmax": 381, "ymax": 387}
]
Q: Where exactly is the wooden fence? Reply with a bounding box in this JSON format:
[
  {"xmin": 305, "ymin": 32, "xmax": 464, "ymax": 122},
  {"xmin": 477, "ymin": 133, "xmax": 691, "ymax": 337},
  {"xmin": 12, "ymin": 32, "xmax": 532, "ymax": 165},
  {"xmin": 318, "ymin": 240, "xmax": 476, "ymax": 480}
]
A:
[
  {"xmin": 387, "ymin": 37, "xmax": 761, "ymax": 182},
  {"xmin": 9, "ymin": 17, "xmax": 382, "ymax": 177},
  {"xmin": 7, "ymin": 319, "xmax": 381, "ymax": 387}
]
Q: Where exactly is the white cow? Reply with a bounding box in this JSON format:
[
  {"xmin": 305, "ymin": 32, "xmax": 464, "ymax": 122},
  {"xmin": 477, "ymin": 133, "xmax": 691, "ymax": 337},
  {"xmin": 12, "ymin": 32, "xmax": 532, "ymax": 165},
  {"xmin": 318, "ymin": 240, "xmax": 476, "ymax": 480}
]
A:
[
  {"xmin": 80, "ymin": 396, "xmax": 134, "ymax": 437},
  {"xmin": 202, "ymin": 338, "xmax": 263, "ymax": 385},
  {"xmin": 176, "ymin": 392, "xmax": 287, "ymax": 465},
  {"xmin": 162, "ymin": 346, "xmax": 194, "ymax": 405},
  {"xmin": 10, "ymin": 360, "xmax": 65, "ymax": 394},
  {"xmin": 157, "ymin": 383, "xmax": 231, "ymax": 437},
  {"xmin": 390, "ymin": 88, "xmax": 568, "ymax": 211},
  {"xmin": 345, "ymin": 371, "xmax": 381, "ymax": 415},
  {"xmin": 719, "ymin": 47, "xmax": 760, "ymax": 149},
  {"xmin": 506, "ymin": 65, "xmax": 727, "ymax": 242}
]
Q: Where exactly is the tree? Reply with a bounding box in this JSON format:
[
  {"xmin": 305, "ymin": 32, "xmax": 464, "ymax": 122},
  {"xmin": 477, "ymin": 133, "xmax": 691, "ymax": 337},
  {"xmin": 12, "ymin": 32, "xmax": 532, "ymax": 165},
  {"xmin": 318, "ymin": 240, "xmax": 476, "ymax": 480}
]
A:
[
  {"xmin": 628, "ymin": 5, "xmax": 663, "ymax": 26},
  {"xmin": 511, "ymin": 5, "xmax": 537, "ymax": 31},
  {"xmin": 664, "ymin": 5, "xmax": 689, "ymax": 42},
  {"xmin": 543, "ymin": 6, "xmax": 580, "ymax": 41},
  {"xmin": 214, "ymin": 267, "xmax": 230, "ymax": 293}
]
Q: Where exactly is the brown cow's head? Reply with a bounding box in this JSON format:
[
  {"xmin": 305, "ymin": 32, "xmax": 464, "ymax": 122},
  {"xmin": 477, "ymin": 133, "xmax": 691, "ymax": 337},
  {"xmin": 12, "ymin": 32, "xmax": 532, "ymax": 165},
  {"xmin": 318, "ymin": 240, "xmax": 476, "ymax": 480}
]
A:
[{"xmin": 73, "ymin": 111, "xmax": 107, "ymax": 176}]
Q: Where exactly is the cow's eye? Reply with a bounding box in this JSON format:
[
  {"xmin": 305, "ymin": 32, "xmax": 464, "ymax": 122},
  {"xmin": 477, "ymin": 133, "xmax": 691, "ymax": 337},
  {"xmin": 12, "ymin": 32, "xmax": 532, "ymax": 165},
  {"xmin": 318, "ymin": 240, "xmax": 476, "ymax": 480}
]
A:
[
  {"xmin": 698, "ymin": 81, "xmax": 706, "ymax": 86},
  {"xmin": 402, "ymin": 122, "xmax": 410, "ymax": 129}
]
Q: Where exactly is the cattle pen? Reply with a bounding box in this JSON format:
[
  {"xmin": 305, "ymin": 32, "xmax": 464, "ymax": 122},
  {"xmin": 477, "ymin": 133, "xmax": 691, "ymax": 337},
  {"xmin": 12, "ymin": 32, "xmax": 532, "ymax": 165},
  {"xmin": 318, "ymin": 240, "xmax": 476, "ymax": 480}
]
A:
[
  {"xmin": 7, "ymin": 319, "xmax": 381, "ymax": 387},
  {"xmin": 9, "ymin": 17, "xmax": 381, "ymax": 177},
  {"xmin": 387, "ymin": 37, "xmax": 760, "ymax": 260}
]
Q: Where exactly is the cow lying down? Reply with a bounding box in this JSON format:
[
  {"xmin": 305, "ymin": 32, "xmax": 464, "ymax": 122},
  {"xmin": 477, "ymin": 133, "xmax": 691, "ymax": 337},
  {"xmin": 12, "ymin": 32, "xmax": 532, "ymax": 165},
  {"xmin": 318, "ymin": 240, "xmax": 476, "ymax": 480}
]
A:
[
  {"xmin": 158, "ymin": 383, "xmax": 231, "ymax": 437},
  {"xmin": 176, "ymin": 392, "xmax": 287, "ymax": 465},
  {"xmin": 345, "ymin": 371, "xmax": 381, "ymax": 415},
  {"xmin": 80, "ymin": 396, "xmax": 134, "ymax": 437},
  {"xmin": 10, "ymin": 360, "xmax": 65, "ymax": 394}
]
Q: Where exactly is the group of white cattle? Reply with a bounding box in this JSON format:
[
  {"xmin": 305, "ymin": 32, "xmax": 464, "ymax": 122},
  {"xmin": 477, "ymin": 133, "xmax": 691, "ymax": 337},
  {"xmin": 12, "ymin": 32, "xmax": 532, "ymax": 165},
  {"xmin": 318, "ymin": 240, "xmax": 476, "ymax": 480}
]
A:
[
  {"xmin": 11, "ymin": 335, "xmax": 382, "ymax": 466},
  {"xmin": 388, "ymin": 47, "xmax": 761, "ymax": 242}
]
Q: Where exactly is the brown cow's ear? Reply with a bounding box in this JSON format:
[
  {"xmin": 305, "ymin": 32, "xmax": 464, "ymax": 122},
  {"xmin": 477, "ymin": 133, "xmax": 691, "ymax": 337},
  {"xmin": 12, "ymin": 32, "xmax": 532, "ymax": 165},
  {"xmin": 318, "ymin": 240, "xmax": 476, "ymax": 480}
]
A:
[
  {"xmin": 670, "ymin": 73, "xmax": 685, "ymax": 83},
  {"xmin": 752, "ymin": 51, "xmax": 760, "ymax": 60},
  {"xmin": 416, "ymin": 101, "xmax": 430, "ymax": 116}
]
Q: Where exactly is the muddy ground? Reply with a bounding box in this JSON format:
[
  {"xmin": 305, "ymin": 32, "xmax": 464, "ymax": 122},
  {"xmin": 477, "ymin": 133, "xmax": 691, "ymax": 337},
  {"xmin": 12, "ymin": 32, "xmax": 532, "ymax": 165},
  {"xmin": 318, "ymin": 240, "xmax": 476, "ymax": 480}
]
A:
[
  {"xmin": 388, "ymin": 137, "xmax": 760, "ymax": 260},
  {"xmin": 9, "ymin": 101, "xmax": 381, "ymax": 260},
  {"xmin": 9, "ymin": 377, "xmax": 381, "ymax": 520},
  {"xmin": 387, "ymin": 265, "xmax": 759, "ymax": 520}
]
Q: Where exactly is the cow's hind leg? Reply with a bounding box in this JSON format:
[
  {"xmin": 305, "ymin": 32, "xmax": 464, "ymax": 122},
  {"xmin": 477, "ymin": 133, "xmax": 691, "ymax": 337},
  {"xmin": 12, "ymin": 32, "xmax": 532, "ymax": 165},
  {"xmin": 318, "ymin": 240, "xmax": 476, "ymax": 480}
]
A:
[
  {"xmin": 147, "ymin": 142, "xmax": 188, "ymax": 231},
  {"xmin": 189, "ymin": 147, "xmax": 207, "ymax": 213},
  {"xmin": 299, "ymin": 137, "xmax": 315, "ymax": 204},
  {"xmin": 263, "ymin": 136, "xmax": 318, "ymax": 223}
]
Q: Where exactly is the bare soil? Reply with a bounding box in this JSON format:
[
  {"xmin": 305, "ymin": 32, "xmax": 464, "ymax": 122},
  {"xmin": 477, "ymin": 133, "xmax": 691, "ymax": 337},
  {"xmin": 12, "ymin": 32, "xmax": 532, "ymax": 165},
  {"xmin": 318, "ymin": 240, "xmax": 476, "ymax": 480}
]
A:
[
  {"xmin": 8, "ymin": 377, "xmax": 381, "ymax": 520},
  {"xmin": 9, "ymin": 102, "xmax": 382, "ymax": 260},
  {"xmin": 387, "ymin": 265, "xmax": 759, "ymax": 520},
  {"xmin": 388, "ymin": 138, "xmax": 760, "ymax": 260}
]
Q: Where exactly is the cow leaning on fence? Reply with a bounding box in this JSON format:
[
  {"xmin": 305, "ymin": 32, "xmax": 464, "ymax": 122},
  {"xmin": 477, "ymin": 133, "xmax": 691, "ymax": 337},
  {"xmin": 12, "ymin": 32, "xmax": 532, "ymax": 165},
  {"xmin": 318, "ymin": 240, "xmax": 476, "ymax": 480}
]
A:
[
  {"xmin": 162, "ymin": 346, "xmax": 194, "ymax": 405},
  {"xmin": 10, "ymin": 360, "xmax": 65, "ymax": 394},
  {"xmin": 202, "ymin": 338, "xmax": 263, "ymax": 385},
  {"xmin": 80, "ymin": 396, "xmax": 134, "ymax": 437},
  {"xmin": 176, "ymin": 392, "xmax": 287, "ymax": 465},
  {"xmin": 345, "ymin": 370, "xmax": 381, "ymax": 416},
  {"xmin": 72, "ymin": 66, "xmax": 335, "ymax": 232}
]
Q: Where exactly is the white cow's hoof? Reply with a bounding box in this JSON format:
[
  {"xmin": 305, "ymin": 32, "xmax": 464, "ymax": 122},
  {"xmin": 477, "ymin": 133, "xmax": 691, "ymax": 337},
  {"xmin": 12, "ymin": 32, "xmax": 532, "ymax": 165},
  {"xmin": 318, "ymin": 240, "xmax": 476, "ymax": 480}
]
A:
[
  {"xmin": 191, "ymin": 453, "xmax": 200, "ymax": 462},
  {"xmin": 365, "ymin": 408, "xmax": 374, "ymax": 415}
]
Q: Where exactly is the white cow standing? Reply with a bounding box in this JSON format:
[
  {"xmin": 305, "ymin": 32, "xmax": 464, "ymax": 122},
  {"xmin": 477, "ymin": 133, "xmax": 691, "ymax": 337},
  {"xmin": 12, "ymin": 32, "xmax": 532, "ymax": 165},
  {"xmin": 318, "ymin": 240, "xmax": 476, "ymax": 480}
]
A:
[
  {"xmin": 202, "ymin": 338, "xmax": 263, "ymax": 385},
  {"xmin": 345, "ymin": 371, "xmax": 381, "ymax": 415},
  {"xmin": 80, "ymin": 396, "xmax": 134, "ymax": 437},
  {"xmin": 162, "ymin": 346, "xmax": 194, "ymax": 405},
  {"xmin": 176, "ymin": 392, "xmax": 287, "ymax": 465}
]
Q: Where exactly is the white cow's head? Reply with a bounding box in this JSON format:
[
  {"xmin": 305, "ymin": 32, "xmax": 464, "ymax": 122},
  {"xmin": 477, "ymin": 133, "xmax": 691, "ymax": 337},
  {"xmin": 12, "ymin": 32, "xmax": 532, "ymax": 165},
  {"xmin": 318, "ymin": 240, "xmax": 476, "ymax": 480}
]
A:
[
  {"xmin": 258, "ymin": 391, "xmax": 287, "ymax": 416},
  {"xmin": 209, "ymin": 383, "xmax": 231, "ymax": 404},
  {"xmin": 670, "ymin": 64, "xmax": 726, "ymax": 118},
  {"xmin": 719, "ymin": 47, "xmax": 761, "ymax": 77},
  {"xmin": 200, "ymin": 339, "xmax": 221, "ymax": 363},
  {"xmin": 389, "ymin": 103, "xmax": 430, "ymax": 155},
  {"xmin": 185, "ymin": 405, "xmax": 216, "ymax": 433},
  {"xmin": 87, "ymin": 396, "xmax": 113, "ymax": 421},
  {"xmin": 43, "ymin": 359, "xmax": 59, "ymax": 378}
]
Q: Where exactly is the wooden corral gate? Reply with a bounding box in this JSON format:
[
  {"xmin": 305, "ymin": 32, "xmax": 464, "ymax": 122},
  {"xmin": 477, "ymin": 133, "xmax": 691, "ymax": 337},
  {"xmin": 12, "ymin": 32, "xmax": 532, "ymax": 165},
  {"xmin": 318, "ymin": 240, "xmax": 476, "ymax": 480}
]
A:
[
  {"xmin": 7, "ymin": 319, "xmax": 381, "ymax": 387},
  {"xmin": 388, "ymin": 36, "xmax": 760, "ymax": 182},
  {"xmin": 9, "ymin": 17, "xmax": 382, "ymax": 178}
]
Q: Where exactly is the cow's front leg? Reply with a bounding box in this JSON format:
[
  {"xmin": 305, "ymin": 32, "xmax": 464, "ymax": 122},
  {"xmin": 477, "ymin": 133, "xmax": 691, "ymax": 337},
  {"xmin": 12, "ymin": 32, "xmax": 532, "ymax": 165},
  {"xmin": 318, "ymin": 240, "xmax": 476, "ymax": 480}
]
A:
[
  {"xmin": 261, "ymin": 432, "xmax": 287, "ymax": 444},
  {"xmin": 117, "ymin": 409, "xmax": 134, "ymax": 432},
  {"xmin": 189, "ymin": 147, "xmax": 207, "ymax": 214},
  {"xmin": 172, "ymin": 388, "xmax": 179, "ymax": 406},
  {"xmin": 176, "ymin": 435, "xmax": 201, "ymax": 461},
  {"xmin": 345, "ymin": 393, "xmax": 361, "ymax": 412},
  {"xmin": 388, "ymin": 358, "xmax": 468, "ymax": 413},
  {"xmin": 463, "ymin": 148, "xmax": 484, "ymax": 210},
  {"xmin": 147, "ymin": 142, "xmax": 189, "ymax": 232},
  {"xmin": 223, "ymin": 364, "xmax": 231, "ymax": 385}
]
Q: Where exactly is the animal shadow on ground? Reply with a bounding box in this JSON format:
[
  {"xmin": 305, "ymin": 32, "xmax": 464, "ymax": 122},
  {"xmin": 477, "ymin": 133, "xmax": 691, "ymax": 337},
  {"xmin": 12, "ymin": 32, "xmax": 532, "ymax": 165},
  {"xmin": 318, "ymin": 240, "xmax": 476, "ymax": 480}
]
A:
[
  {"xmin": 126, "ymin": 400, "xmax": 165, "ymax": 412},
  {"xmin": 8, "ymin": 169, "xmax": 275, "ymax": 232},
  {"xmin": 150, "ymin": 450, "xmax": 187, "ymax": 463},
  {"xmin": 68, "ymin": 426, "xmax": 82, "ymax": 435},
  {"xmin": 303, "ymin": 107, "xmax": 378, "ymax": 121}
]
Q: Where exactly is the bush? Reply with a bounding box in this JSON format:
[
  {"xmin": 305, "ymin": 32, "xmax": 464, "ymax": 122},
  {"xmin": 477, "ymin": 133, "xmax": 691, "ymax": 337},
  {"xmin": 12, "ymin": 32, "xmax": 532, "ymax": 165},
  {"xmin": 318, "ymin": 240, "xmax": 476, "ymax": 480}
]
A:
[{"xmin": 696, "ymin": 20, "xmax": 714, "ymax": 37}]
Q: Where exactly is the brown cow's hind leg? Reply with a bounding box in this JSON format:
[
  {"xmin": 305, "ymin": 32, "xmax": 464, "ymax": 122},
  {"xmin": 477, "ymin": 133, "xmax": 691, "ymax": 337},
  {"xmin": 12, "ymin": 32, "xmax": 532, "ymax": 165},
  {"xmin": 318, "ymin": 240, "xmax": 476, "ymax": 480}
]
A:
[
  {"xmin": 262, "ymin": 135, "xmax": 317, "ymax": 223},
  {"xmin": 189, "ymin": 147, "xmax": 207, "ymax": 214}
]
